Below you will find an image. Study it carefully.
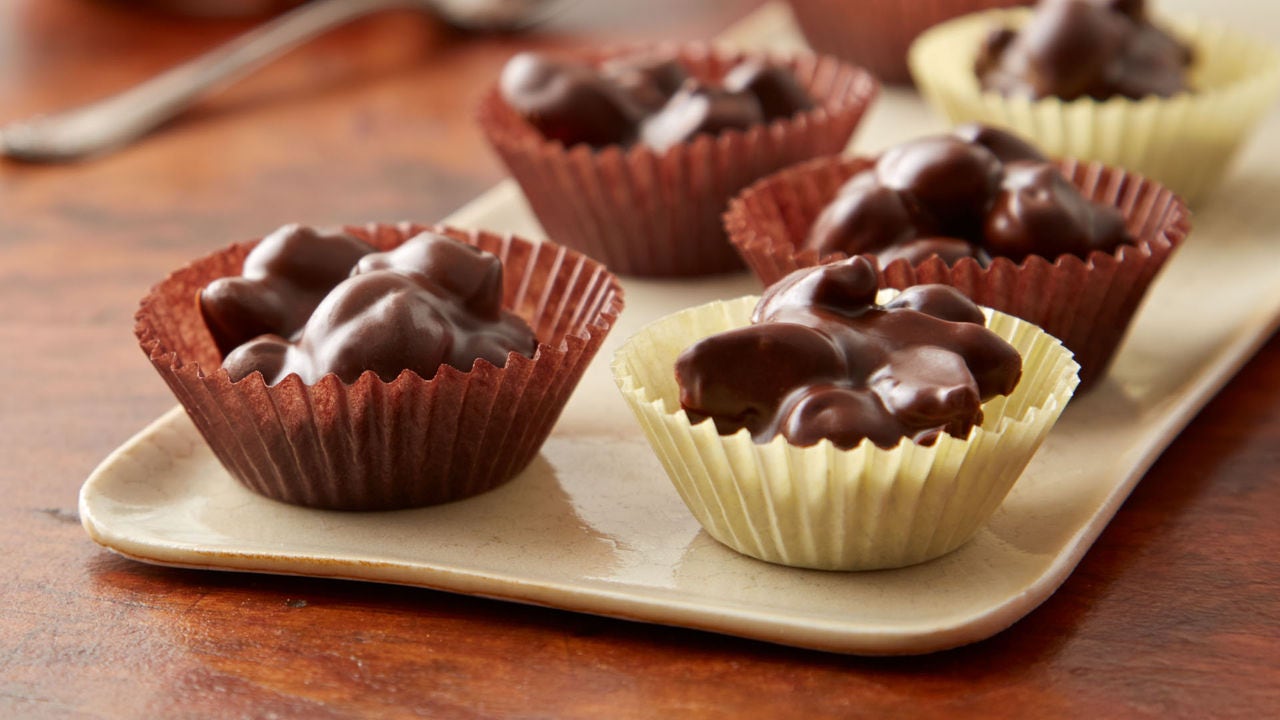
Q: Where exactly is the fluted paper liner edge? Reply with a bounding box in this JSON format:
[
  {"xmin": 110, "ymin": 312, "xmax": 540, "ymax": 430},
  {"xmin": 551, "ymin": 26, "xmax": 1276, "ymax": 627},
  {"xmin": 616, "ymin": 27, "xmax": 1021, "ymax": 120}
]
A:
[
  {"xmin": 134, "ymin": 223, "xmax": 624, "ymax": 511},
  {"xmin": 611, "ymin": 295, "xmax": 1079, "ymax": 571},
  {"xmin": 726, "ymin": 155, "xmax": 1190, "ymax": 388},
  {"xmin": 477, "ymin": 43, "xmax": 879, "ymax": 277},
  {"xmin": 785, "ymin": 0, "xmax": 1032, "ymax": 85},
  {"xmin": 908, "ymin": 8, "xmax": 1280, "ymax": 204}
]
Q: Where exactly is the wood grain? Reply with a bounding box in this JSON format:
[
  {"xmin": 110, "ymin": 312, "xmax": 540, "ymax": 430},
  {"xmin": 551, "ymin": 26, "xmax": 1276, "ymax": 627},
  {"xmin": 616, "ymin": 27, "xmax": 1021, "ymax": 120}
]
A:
[{"xmin": 1, "ymin": 0, "xmax": 1277, "ymax": 717}]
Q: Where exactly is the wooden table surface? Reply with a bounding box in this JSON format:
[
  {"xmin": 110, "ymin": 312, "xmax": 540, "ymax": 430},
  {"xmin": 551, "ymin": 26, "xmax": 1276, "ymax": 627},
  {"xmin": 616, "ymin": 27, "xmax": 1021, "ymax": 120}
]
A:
[{"xmin": 1, "ymin": 1, "xmax": 1277, "ymax": 717}]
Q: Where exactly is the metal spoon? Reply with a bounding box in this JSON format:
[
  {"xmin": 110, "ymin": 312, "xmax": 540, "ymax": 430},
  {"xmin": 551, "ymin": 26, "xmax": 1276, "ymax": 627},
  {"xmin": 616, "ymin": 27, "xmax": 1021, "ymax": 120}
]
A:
[{"xmin": 0, "ymin": 0, "xmax": 555, "ymax": 162}]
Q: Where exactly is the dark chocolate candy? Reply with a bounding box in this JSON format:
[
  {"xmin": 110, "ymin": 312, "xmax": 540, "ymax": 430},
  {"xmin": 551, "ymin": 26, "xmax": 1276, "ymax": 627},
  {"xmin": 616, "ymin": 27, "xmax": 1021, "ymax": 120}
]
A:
[
  {"xmin": 722, "ymin": 59, "xmax": 816, "ymax": 121},
  {"xmin": 805, "ymin": 173, "xmax": 930, "ymax": 257},
  {"xmin": 199, "ymin": 224, "xmax": 375, "ymax": 356},
  {"xmin": 676, "ymin": 257, "xmax": 1022, "ymax": 449},
  {"xmin": 353, "ymin": 231, "xmax": 505, "ymax": 320},
  {"xmin": 499, "ymin": 51, "xmax": 813, "ymax": 152},
  {"xmin": 877, "ymin": 238, "xmax": 991, "ymax": 267},
  {"xmin": 876, "ymin": 135, "xmax": 1003, "ymax": 238},
  {"xmin": 952, "ymin": 122, "xmax": 1048, "ymax": 164},
  {"xmin": 975, "ymin": 0, "xmax": 1191, "ymax": 101},
  {"xmin": 220, "ymin": 232, "xmax": 537, "ymax": 385},
  {"xmin": 600, "ymin": 55, "xmax": 691, "ymax": 113},
  {"xmin": 803, "ymin": 124, "xmax": 1132, "ymax": 265},
  {"xmin": 639, "ymin": 80, "xmax": 765, "ymax": 152},
  {"xmin": 984, "ymin": 160, "xmax": 1131, "ymax": 261},
  {"xmin": 499, "ymin": 52, "xmax": 640, "ymax": 148}
]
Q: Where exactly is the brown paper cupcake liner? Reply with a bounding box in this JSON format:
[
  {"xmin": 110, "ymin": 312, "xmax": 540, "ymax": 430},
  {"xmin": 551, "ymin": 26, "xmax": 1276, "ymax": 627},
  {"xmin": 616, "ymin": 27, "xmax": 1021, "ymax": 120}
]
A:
[
  {"xmin": 726, "ymin": 156, "xmax": 1190, "ymax": 388},
  {"xmin": 785, "ymin": 0, "xmax": 1032, "ymax": 85},
  {"xmin": 135, "ymin": 223, "xmax": 624, "ymax": 511},
  {"xmin": 477, "ymin": 43, "xmax": 879, "ymax": 277}
]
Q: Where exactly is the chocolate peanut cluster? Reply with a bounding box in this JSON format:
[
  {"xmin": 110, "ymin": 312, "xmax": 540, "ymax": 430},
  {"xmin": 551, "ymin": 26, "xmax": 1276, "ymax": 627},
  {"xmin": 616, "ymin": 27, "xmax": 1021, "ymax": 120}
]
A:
[
  {"xmin": 200, "ymin": 224, "xmax": 375, "ymax": 356},
  {"xmin": 975, "ymin": 0, "xmax": 1192, "ymax": 101},
  {"xmin": 805, "ymin": 124, "xmax": 1132, "ymax": 264},
  {"xmin": 499, "ymin": 52, "xmax": 814, "ymax": 152},
  {"xmin": 675, "ymin": 257, "xmax": 1022, "ymax": 449},
  {"xmin": 200, "ymin": 226, "xmax": 536, "ymax": 385}
]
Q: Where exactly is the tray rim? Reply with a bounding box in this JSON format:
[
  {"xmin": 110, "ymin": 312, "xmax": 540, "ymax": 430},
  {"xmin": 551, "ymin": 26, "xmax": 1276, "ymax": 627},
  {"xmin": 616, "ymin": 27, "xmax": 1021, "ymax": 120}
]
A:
[{"xmin": 80, "ymin": 282, "xmax": 1280, "ymax": 655}]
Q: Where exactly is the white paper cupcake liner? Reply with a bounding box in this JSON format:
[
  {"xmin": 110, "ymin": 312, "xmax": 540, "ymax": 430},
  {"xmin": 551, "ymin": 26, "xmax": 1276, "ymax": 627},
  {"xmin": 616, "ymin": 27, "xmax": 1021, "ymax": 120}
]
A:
[
  {"xmin": 909, "ymin": 9, "xmax": 1280, "ymax": 204},
  {"xmin": 612, "ymin": 294, "xmax": 1079, "ymax": 571}
]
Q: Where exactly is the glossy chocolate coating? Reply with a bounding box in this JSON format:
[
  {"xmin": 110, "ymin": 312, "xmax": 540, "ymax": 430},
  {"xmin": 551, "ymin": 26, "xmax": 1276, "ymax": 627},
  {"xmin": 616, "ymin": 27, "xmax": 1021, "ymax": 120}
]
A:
[
  {"xmin": 806, "ymin": 174, "xmax": 925, "ymax": 257},
  {"xmin": 353, "ymin": 232, "xmax": 505, "ymax": 320},
  {"xmin": 722, "ymin": 59, "xmax": 816, "ymax": 121},
  {"xmin": 600, "ymin": 55, "xmax": 691, "ymax": 113},
  {"xmin": 975, "ymin": 0, "xmax": 1191, "ymax": 101},
  {"xmin": 984, "ymin": 161, "xmax": 1131, "ymax": 261},
  {"xmin": 804, "ymin": 125, "xmax": 1131, "ymax": 265},
  {"xmin": 499, "ymin": 52, "xmax": 639, "ymax": 148},
  {"xmin": 878, "ymin": 238, "xmax": 991, "ymax": 267},
  {"xmin": 639, "ymin": 80, "xmax": 765, "ymax": 152},
  {"xmin": 952, "ymin": 122, "xmax": 1048, "ymax": 164},
  {"xmin": 199, "ymin": 224, "xmax": 374, "ymax": 356},
  {"xmin": 220, "ymin": 232, "xmax": 537, "ymax": 385},
  {"xmin": 676, "ymin": 257, "xmax": 1022, "ymax": 449},
  {"xmin": 499, "ymin": 52, "xmax": 813, "ymax": 152},
  {"xmin": 876, "ymin": 135, "xmax": 1004, "ymax": 238}
]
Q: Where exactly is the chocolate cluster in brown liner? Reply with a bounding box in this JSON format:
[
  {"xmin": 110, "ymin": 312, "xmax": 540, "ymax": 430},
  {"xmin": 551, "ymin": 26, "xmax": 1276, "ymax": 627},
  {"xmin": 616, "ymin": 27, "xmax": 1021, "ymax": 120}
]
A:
[
  {"xmin": 806, "ymin": 124, "xmax": 1132, "ymax": 266},
  {"xmin": 136, "ymin": 223, "xmax": 624, "ymax": 511},
  {"xmin": 676, "ymin": 256, "xmax": 1021, "ymax": 449},
  {"xmin": 499, "ymin": 51, "xmax": 815, "ymax": 152},
  {"xmin": 200, "ymin": 224, "xmax": 375, "ymax": 356},
  {"xmin": 724, "ymin": 150, "xmax": 1189, "ymax": 389},
  {"xmin": 210, "ymin": 230, "xmax": 537, "ymax": 385},
  {"xmin": 975, "ymin": 0, "xmax": 1192, "ymax": 101},
  {"xmin": 478, "ymin": 44, "xmax": 878, "ymax": 277}
]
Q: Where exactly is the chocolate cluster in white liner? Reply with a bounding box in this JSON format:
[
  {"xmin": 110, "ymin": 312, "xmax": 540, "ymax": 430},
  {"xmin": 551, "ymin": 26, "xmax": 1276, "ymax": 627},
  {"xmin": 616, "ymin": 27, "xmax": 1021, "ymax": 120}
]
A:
[
  {"xmin": 676, "ymin": 256, "xmax": 1022, "ymax": 449},
  {"xmin": 975, "ymin": 0, "xmax": 1192, "ymax": 101}
]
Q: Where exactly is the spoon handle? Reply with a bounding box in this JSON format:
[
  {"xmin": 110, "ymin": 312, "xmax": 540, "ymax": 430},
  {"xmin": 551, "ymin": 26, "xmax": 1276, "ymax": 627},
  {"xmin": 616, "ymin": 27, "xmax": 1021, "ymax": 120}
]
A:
[{"xmin": 0, "ymin": 0, "xmax": 419, "ymax": 162}]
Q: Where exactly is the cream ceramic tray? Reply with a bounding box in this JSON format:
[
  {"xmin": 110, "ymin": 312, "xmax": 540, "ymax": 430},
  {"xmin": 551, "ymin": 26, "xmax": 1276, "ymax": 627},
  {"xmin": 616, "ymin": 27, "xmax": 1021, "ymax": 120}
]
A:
[{"xmin": 80, "ymin": 3, "xmax": 1280, "ymax": 655}]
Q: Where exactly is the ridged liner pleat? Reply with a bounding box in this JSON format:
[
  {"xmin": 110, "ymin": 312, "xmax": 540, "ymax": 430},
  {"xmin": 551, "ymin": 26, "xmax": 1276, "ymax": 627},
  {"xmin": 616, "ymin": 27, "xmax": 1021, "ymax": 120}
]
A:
[
  {"xmin": 725, "ymin": 156, "xmax": 1190, "ymax": 388},
  {"xmin": 785, "ymin": 0, "xmax": 1033, "ymax": 85},
  {"xmin": 134, "ymin": 223, "xmax": 624, "ymax": 511},
  {"xmin": 908, "ymin": 9, "xmax": 1280, "ymax": 204},
  {"xmin": 611, "ymin": 295, "xmax": 1080, "ymax": 571},
  {"xmin": 476, "ymin": 43, "xmax": 880, "ymax": 277}
]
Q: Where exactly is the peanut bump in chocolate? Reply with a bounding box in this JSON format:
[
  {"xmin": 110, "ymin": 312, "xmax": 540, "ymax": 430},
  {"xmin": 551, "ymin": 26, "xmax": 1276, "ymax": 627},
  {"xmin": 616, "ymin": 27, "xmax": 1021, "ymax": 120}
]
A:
[{"xmin": 199, "ymin": 224, "xmax": 375, "ymax": 356}]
